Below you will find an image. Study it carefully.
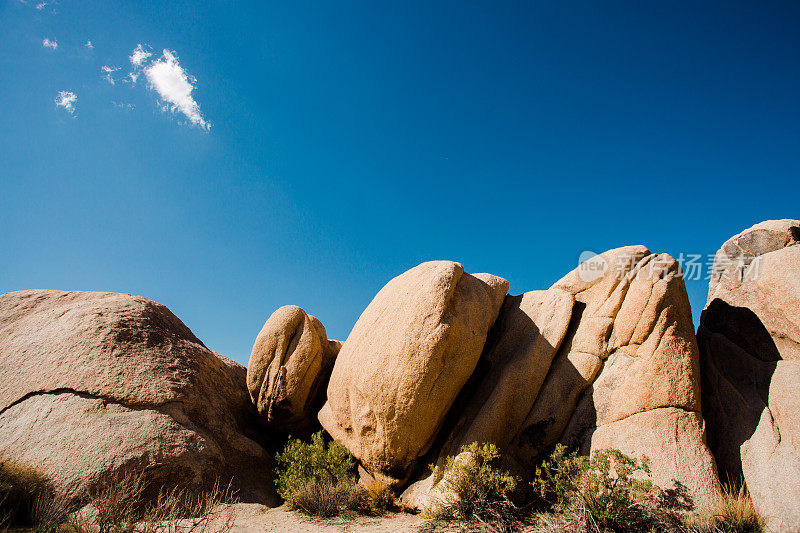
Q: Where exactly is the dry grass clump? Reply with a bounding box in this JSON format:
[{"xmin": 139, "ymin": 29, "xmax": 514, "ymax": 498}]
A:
[
  {"xmin": 424, "ymin": 442, "xmax": 521, "ymax": 533},
  {"xmin": 285, "ymin": 477, "xmax": 400, "ymax": 518},
  {"xmin": 0, "ymin": 461, "xmax": 238, "ymax": 533},
  {"xmin": 684, "ymin": 484, "xmax": 762, "ymax": 533},
  {"xmin": 0, "ymin": 460, "xmax": 58, "ymax": 530},
  {"xmin": 76, "ymin": 471, "xmax": 237, "ymax": 533},
  {"xmin": 364, "ymin": 478, "xmax": 396, "ymax": 514},
  {"xmin": 287, "ymin": 478, "xmax": 368, "ymax": 518},
  {"xmin": 29, "ymin": 490, "xmax": 72, "ymax": 533}
]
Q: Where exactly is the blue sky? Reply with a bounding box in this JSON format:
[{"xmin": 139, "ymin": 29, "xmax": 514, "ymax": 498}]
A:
[{"xmin": 1, "ymin": 1, "xmax": 798, "ymax": 365}]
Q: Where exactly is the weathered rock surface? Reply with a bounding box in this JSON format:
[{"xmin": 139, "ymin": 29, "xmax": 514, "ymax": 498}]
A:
[
  {"xmin": 698, "ymin": 219, "xmax": 800, "ymax": 532},
  {"xmin": 402, "ymin": 247, "xmax": 719, "ymax": 511},
  {"xmin": 0, "ymin": 289, "xmax": 278, "ymax": 505},
  {"xmin": 247, "ymin": 305, "xmax": 339, "ymax": 434},
  {"xmin": 318, "ymin": 261, "xmax": 508, "ymax": 484},
  {"xmin": 513, "ymin": 246, "xmax": 719, "ymax": 510}
]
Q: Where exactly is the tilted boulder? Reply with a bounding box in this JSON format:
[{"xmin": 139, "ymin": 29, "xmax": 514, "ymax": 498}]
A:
[
  {"xmin": 402, "ymin": 288, "xmax": 574, "ymax": 507},
  {"xmin": 318, "ymin": 261, "xmax": 508, "ymax": 484},
  {"xmin": 247, "ymin": 305, "xmax": 340, "ymax": 433},
  {"xmin": 403, "ymin": 247, "xmax": 719, "ymax": 511},
  {"xmin": 698, "ymin": 219, "xmax": 800, "ymax": 532},
  {"xmin": 0, "ymin": 290, "xmax": 278, "ymax": 505}
]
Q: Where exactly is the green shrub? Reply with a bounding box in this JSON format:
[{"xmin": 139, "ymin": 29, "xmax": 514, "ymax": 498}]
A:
[
  {"xmin": 274, "ymin": 431, "xmax": 363, "ymax": 516},
  {"xmin": 429, "ymin": 442, "xmax": 520, "ymax": 531},
  {"xmin": 532, "ymin": 445, "xmax": 666, "ymax": 532},
  {"xmin": 532, "ymin": 443, "xmax": 578, "ymax": 509}
]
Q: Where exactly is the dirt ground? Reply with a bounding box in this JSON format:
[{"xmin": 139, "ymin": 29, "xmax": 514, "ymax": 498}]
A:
[{"xmin": 219, "ymin": 503, "xmax": 428, "ymax": 532}]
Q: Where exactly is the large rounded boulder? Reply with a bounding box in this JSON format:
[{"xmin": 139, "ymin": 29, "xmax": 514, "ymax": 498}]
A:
[
  {"xmin": 247, "ymin": 305, "xmax": 340, "ymax": 434},
  {"xmin": 0, "ymin": 289, "xmax": 278, "ymax": 505},
  {"xmin": 698, "ymin": 219, "xmax": 800, "ymax": 532},
  {"xmin": 318, "ymin": 261, "xmax": 508, "ymax": 484}
]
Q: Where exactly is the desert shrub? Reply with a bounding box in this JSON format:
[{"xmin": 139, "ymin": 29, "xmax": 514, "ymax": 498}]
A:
[
  {"xmin": 532, "ymin": 445, "xmax": 668, "ymax": 532},
  {"xmin": 80, "ymin": 470, "xmax": 237, "ymax": 533},
  {"xmin": 274, "ymin": 431, "xmax": 364, "ymax": 516},
  {"xmin": 685, "ymin": 484, "xmax": 762, "ymax": 533},
  {"xmin": 532, "ymin": 444, "xmax": 578, "ymax": 509},
  {"xmin": 288, "ymin": 478, "xmax": 368, "ymax": 518},
  {"xmin": 428, "ymin": 442, "xmax": 520, "ymax": 532}
]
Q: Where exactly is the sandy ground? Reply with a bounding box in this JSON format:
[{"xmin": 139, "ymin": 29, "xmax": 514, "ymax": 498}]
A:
[{"xmin": 219, "ymin": 503, "xmax": 428, "ymax": 532}]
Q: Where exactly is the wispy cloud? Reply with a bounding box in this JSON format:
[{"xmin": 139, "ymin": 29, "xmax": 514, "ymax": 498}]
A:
[
  {"xmin": 129, "ymin": 44, "xmax": 152, "ymax": 67},
  {"xmin": 144, "ymin": 49, "xmax": 209, "ymax": 130},
  {"xmin": 54, "ymin": 91, "xmax": 76, "ymax": 114},
  {"xmin": 42, "ymin": 38, "xmax": 57, "ymax": 49},
  {"xmin": 85, "ymin": 40, "xmax": 93, "ymax": 49},
  {"xmin": 19, "ymin": 0, "xmax": 55, "ymax": 10},
  {"xmin": 101, "ymin": 65, "xmax": 120, "ymax": 85}
]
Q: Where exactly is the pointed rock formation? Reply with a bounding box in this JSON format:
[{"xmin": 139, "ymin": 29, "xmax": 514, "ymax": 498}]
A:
[
  {"xmin": 515, "ymin": 246, "xmax": 719, "ymax": 510},
  {"xmin": 318, "ymin": 261, "xmax": 509, "ymax": 484},
  {"xmin": 0, "ymin": 290, "xmax": 278, "ymax": 505},
  {"xmin": 698, "ymin": 219, "xmax": 800, "ymax": 532},
  {"xmin": 247, "ymin": 305, "xmax": 340, "ymax": 434}
]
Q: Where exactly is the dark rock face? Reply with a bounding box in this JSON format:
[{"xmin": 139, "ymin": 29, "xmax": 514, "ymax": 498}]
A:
[{"xmin": 698, "ymin": 219, "xmax": 800, "ymax": 533}]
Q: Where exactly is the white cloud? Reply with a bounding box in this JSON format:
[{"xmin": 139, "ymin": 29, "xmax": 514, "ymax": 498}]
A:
[
  {"xmin": 85, "ymin": 40, "xmax": 93, "ymax": 49},
  {"xmin": 42, "ymin": 38, "xmax": 57, "ymax": 49},
  {"xmin": 127, "ymin": 72, "xmax": 139, "ymax": 84},
  {"xmin": 101, "ymin": 65, "xmax": 120, "ymax": 85},
  {"xmin": 54, "ymin": 91, "xmax": 76, "ymax": 114},
  {"xmin": 145, "ymin": 49, "xmax": 209, "ymax": 130},
  {"xmin": 36, "ymin": 2, "xmax": 47, "ymax": 9},
  {"xmin": 129, "ymin": 44, "xmax": 152, "ymax": 67}
]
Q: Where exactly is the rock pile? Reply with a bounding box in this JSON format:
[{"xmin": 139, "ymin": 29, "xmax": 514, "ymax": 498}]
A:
[{"xmin": 1, "ymin": 219, "xmax": 797, "ymax": 529}]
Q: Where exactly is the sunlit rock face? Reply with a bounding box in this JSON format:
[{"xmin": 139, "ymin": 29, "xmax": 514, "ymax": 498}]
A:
[
  {"xmin": 0, "ymin": 289, "xmax": 279, "ymax": 506},
  {"xmin": 318, "ymin": 260, "xmax": 508, "ymax": 485}
]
